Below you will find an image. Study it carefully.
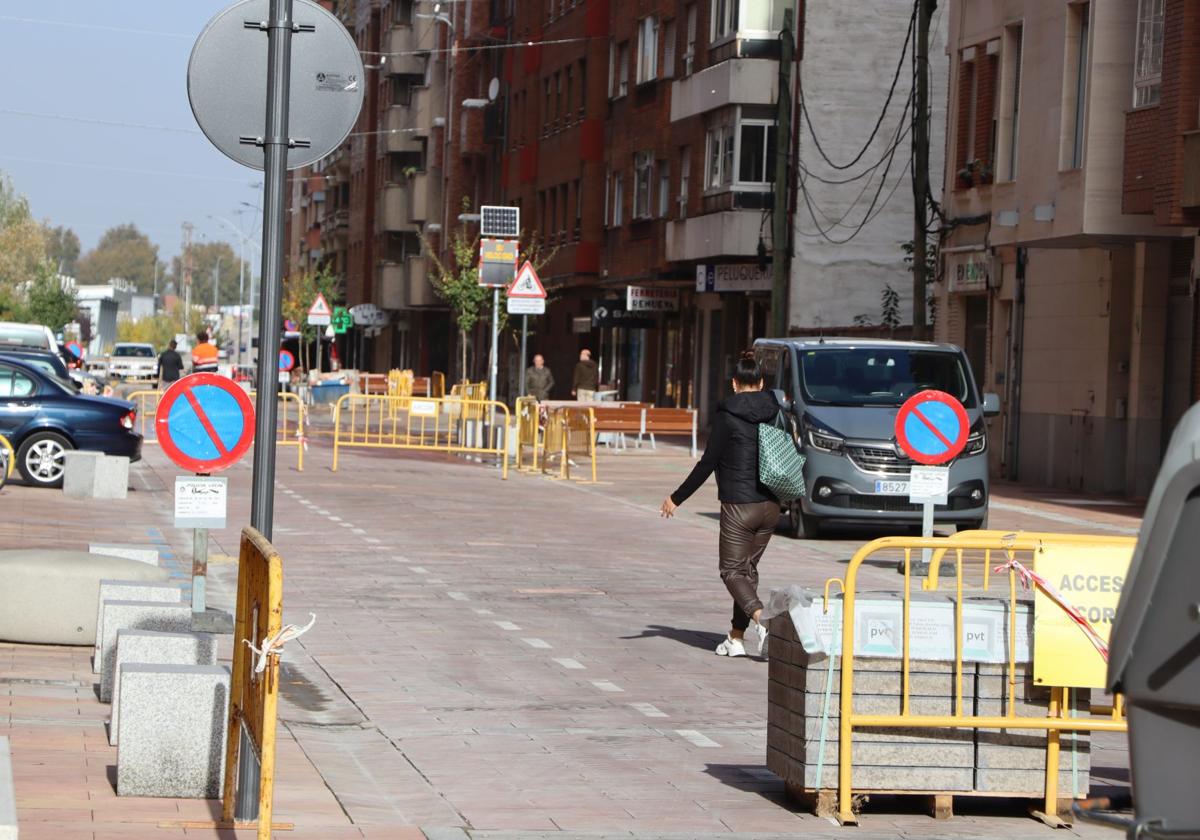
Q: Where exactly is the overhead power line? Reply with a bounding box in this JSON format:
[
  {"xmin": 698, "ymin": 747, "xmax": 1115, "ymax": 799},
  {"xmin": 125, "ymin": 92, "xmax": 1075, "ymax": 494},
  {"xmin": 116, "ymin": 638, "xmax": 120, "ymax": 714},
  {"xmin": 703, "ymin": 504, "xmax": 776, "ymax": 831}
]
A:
[{"xmin": 0, "ymin": 108, "xmax": 202, "ymax": 135}]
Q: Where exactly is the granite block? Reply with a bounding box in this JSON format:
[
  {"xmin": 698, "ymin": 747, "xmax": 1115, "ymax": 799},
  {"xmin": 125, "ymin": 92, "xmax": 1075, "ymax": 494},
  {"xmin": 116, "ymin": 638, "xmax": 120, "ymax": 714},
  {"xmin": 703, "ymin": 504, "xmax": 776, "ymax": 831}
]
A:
[
  {"xmin": 93, "ymin": 582, "xmax": 184, "ymax": 674},
  {"xmin": 116, "ymin": 664, "xmax": 230, "ymax": 799},
  {"xmin": 99, "ymin": 601, "xmax": 192, "ymax": 701},
  {"xmin": 110, "ymin": 630, "xmax": 219, "ymax": 745},
  {"xmin": 767, "ymin": 723, "xmax": 975, "ymax": 767},
  {"xmin": 89, "ymin": 544, "xmax": 161, "ymax": 566},
  {"xmin": 0, "ymin": 737, "xmax": 14, "ymax": 840},
  {"xmin": 974, "ymin": 767, "xmax": 1090, "ymax": 796},
  {"xmin": 63, "ymin": 451, "xmax": 128, "ymax": 499}
]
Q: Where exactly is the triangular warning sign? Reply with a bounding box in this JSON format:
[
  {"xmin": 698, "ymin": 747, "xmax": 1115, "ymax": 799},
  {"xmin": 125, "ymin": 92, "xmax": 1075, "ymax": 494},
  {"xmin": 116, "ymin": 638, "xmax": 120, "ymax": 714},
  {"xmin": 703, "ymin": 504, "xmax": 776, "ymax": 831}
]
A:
[
  {"xmin": 507, "ymin": 261, "xmax": 546, "ymax": 298},
  {"xmin": 308, "ymin": 292, "xmax": 332, "ymax": 317}
]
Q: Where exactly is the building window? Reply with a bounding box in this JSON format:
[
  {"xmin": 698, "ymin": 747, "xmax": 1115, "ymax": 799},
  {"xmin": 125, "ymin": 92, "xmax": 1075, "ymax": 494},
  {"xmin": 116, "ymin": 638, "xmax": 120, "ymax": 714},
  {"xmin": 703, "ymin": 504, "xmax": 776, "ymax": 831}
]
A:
[
  {"xmin": 633, "ymin": 151, "xmax": 654, "ymax": 219},
  {"xmin": 684, "ymin": 4, "xmax": 697, "ymax": 75},
  {"xmin": 579, "ymin": 58, "xmax": 587, "ymax": 116},
  {"xmin": 712, "ymin": 0, "xmax": 737, "ymax": 41},
  {"xmin": 657, "ymin": 160, "xmax": 670, "ymax": 216},
  {"xmin": 565, "ymin": 64, "xmax": 574, "ymax": 121},
  {"xmin": 544, "ymin": 78, "xmax": 552, "ymax": 130},
  {"xmin": 636, "ymin": 17, "xmax": 659, "ymax": 84},
  {"xmin": 559, "ymin": 184, "xmax": 568, "ymax": 238},
  {"xmin": 554, "ymin": 72, "xmax": 562, "ymax": 125},
  {"xmin": 737, "ymin": 121, "xmax": 775, "ymax": 184},
  {"xmin": 612, "ymin": 173, "xmax": 624, "ymax": 226},
  {"xmin": 679, "ymin": 145, "xmax": 690, "ymax": 219},
  {"xmin": 574, "ymin": 178, "xmax": 582, "ymax": 238},
  {"xmin": 1065, "ymin": 3, "xmax": 1090, "ymax": 168},
  {"xmin": 1133, "ymin": 0, "xmax": 1163, "ymax": 107},
  {"xmin": 393, "ymin": 0, "xmax": 413, "ymax": 25},
  {"xmin": 662, "ymin": 19, "xmax": 676, "ymax": 79},
  {"xmin": 707, "ymin": 125, "xmax": 734, "ymax": 188},
  {"xmin": 618, "ymin": 42, "xmax": 630, "ymax": 97},
  {"xmin": 999, "ymin": 23, "xmax": 1023, "ymax": 181}
]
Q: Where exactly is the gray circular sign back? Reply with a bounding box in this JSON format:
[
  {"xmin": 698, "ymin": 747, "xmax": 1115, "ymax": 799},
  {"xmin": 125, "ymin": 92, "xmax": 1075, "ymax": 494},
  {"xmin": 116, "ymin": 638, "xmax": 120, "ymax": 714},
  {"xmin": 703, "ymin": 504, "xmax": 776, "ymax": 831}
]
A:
[{"xmin": 188, "ymin": 0, "xmax": 365, "ymax": 171}]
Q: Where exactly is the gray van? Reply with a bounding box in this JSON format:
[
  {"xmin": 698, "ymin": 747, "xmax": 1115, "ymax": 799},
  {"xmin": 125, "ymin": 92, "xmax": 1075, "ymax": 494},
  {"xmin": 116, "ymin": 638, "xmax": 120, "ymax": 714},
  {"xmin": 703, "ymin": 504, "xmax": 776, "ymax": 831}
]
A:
[{"xmin": 753, "ymin": 338, "xmax": 1000, "ymax": 538}]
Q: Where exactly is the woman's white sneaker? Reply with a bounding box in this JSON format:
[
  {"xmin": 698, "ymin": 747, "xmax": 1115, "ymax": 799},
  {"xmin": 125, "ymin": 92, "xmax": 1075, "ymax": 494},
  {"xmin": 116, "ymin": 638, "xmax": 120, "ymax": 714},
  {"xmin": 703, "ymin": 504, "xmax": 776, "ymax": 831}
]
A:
[
  {"xmin": 715, "ymin": 635, "xmax": 747, "ymax": 657},
  {"xmin": 755, "ymin": 622, "xmax": 770, "ymax": 658}
]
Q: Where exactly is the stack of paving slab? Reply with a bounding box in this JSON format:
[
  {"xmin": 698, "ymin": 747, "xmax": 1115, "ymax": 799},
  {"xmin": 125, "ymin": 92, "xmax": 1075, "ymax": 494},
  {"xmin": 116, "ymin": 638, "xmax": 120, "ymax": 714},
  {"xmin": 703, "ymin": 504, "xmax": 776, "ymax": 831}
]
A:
[
  {"xmin": 767, "ymin": 606, "xmax": 1091, "ymax": 801},
  {"xmin": 93, "ymin": 577, "xmax": 231, "ymax": 799}
]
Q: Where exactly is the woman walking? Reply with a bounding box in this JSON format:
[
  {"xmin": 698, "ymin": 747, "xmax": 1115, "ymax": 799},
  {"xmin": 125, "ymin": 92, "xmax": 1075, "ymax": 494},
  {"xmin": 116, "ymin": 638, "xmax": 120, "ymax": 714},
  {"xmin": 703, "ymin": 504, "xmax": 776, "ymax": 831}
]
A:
[{"xmin": 661, "ymin": 351, "xmax": 781, "ymax": 657}]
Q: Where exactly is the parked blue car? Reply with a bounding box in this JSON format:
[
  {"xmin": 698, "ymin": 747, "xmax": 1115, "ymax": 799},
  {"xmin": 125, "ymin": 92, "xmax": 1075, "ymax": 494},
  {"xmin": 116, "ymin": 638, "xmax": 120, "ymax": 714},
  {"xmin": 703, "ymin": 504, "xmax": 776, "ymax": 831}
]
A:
[{"xmin": 0, "ymin": 356, "xmax": 142, "ymax": 487}]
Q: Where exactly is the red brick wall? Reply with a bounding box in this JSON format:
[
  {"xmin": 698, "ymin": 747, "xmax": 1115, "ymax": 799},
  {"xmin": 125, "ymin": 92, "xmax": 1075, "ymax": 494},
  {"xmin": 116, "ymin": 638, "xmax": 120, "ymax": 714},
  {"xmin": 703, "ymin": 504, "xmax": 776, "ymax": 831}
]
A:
[
  {"xmin": 1122, "ymin": 107, "xmax": 1158, "ymax": 215},
  {"xmin": 1153, "ymin": 0, "xmax": 1200, "ymax": 226}
]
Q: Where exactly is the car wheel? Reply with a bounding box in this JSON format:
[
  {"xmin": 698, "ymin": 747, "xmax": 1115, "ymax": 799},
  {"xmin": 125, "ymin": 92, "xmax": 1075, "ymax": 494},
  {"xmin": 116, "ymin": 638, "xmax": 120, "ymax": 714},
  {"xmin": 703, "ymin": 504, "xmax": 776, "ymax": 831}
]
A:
[
  {"xmin": 17, "ymin": 431, "xmax": 73, "ymax": 488},
  {"xmin": 787, "ymin": 503, "xmax": 822, "ymax": 539},
  {"xmin": 956, "ymin": 516, "xmax": 988, "ymax": 533}
]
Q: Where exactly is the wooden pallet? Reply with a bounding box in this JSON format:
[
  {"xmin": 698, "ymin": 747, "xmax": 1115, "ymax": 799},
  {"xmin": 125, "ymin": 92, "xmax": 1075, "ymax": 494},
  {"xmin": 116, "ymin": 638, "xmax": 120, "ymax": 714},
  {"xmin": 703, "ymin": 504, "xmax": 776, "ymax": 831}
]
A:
[{"xmin": 785, "ymin": 782, "xmax": 1077, "ymax": 824}]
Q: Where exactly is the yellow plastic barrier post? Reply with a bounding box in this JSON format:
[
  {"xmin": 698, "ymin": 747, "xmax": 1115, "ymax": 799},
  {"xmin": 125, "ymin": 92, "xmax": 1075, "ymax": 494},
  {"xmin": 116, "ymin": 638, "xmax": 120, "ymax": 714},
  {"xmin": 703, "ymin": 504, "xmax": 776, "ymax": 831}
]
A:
[{"xmin": 0, "ymin": 433, "xmax": 14, "ymax": 483}]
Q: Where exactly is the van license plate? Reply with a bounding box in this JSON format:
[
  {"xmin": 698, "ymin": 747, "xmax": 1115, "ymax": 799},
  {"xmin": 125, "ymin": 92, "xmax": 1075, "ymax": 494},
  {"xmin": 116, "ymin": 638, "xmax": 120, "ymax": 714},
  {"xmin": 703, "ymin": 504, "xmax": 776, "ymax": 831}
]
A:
[{"xmin": 875, "ymin": 480, "xmax": 909, "ymax": 495}]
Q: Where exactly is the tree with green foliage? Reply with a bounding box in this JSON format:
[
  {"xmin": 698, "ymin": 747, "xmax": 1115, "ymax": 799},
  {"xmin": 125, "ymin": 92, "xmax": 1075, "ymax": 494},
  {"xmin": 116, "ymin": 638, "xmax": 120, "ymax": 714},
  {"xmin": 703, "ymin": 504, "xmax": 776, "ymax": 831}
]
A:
[
  {"xmin": 170, "ymin": 240, "xmax": 245, "ymax": 309},
  {"xmin": 281, "ymin": 266, "xmax": 341, "ymax": 371},
  {"xmin": 45, "ymin": 225, "xmax": 81, "ymax": 276},
  {"xmin": 76, "ymin": 223, "xmax": 161, "ymax": 294},
  {"xmin": 117, "ymin": 304, "xmax": 204, "ymax": 349},
  {"xmin": 25, "ymin": 269, "xmax": 78, "ymax": 334}
]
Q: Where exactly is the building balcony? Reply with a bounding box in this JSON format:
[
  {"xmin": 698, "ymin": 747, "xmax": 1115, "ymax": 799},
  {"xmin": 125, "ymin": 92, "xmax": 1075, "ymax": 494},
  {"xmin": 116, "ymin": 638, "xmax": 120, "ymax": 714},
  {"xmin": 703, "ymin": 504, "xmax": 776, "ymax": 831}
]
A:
[
  {"xmin": 384, "ymin": 89, "xmax": 432, "ymax": 153},
  {"xmin": 379, "ymin": 256, "xmax": 433, "ymax": 310},
  {"xmin": 380, "ymin": 173, "xmax": 441, "ymax": 231},
  {"xmin": 669, "ymin": 59, "xmax": 779, "ymax": 122},
  {"xmin": 664, "ymin": 210, "xmax": 763, "ymax": 263},
  {"xmin": 385, "ymin": 19, "xmax": 433, "ymax": 76}
]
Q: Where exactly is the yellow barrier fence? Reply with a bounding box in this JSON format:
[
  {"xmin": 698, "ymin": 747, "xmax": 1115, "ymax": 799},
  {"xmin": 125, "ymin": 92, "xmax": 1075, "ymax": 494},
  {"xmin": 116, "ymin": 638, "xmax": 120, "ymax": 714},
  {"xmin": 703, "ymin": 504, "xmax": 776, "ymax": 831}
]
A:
[
  {"xmin": 221, "ymin": 527, "xmax": 284, "ymax": 839},
  {"xmin": 542, "ymin": 406, "xmax": 597, "ymax": 482},
  {"xmin": 331, "ymin": 393, "xmax": 510, "ymax": 478},
  {"xmin": 128, "ymin": 388, "xmax": 305, "ymax": 470},
  {"xmin": 0, "ymin": 433, "xmax": 14, "ymax": 486},
  {"xmin": 431, "ymin": 370, "xmax": 446, "ymax": 399},
  {"xmin": 514, "ymin": 396, "xmax": 542, "ymax": 472},
  {"xmin": 834, "ymin": 534, "xmax": 1129, "ymax": 826}
]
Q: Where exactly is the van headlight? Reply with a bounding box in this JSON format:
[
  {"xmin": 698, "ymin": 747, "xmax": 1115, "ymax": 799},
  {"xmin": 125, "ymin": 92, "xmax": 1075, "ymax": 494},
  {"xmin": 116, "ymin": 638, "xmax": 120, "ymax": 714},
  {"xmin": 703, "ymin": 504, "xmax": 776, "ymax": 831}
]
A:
[
  {"xmin": 806, "ymin": 427, "xmax": 845, "ymax": 454},
  {"xmin": 963, "ymin": 431, "xmax": 986, "ymax": 456}
]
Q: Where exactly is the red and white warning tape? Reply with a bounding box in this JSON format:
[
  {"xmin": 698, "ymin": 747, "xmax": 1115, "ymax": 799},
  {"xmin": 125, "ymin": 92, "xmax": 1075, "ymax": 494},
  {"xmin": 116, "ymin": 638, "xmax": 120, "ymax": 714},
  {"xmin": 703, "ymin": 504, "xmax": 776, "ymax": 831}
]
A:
[{"xmin": 993, "ymin": 556, "xmax": 1109, "ymax": 662}]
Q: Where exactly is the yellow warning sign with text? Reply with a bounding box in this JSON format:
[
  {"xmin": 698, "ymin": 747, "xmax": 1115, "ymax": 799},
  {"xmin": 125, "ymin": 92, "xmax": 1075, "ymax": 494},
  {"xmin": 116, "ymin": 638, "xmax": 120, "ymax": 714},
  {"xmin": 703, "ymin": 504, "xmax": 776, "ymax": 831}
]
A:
[{"xmin": 1032, "ymin": 541, "xmax": 1134, "ymax": 688}]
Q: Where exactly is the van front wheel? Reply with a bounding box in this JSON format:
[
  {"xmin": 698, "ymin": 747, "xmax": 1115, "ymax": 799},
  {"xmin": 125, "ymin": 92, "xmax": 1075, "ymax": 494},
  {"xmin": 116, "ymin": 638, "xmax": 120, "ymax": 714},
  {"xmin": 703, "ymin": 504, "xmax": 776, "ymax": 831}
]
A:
[{"xmin": 787, "ymin": 504, "xmax": 821, "ymax": 539}]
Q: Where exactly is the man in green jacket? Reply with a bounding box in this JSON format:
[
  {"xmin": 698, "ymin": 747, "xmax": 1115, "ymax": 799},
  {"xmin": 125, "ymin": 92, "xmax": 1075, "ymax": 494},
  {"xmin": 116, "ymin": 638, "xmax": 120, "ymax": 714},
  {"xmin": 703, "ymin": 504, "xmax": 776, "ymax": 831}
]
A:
[
  {"xmin": 572, "ymin": 348, "xmax": 599, "ymax": 400},
  {"xmin": 525, "ymin": 353, "xmax": 554, "ymax": 401}
]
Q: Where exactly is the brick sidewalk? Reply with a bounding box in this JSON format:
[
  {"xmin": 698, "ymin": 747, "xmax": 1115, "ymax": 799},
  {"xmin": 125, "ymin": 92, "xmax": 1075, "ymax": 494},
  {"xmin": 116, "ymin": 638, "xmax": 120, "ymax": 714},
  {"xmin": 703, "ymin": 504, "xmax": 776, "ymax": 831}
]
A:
[{"xmin": 0, "ymin": 437, "xmax": 1135, "ymax": 839}]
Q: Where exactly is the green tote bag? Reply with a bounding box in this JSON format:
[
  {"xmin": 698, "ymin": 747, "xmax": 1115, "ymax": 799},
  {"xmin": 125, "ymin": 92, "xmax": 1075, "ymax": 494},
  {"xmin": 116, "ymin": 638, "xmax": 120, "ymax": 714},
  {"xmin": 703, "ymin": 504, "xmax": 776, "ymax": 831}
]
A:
[{"xmin": 758, "ymin": 410, "xmax": 807, "ymax": 502}]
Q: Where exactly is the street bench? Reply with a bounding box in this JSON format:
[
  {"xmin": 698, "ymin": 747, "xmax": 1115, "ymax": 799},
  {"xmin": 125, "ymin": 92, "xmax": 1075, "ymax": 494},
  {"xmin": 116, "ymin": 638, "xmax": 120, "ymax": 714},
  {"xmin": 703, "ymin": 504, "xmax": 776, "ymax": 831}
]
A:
[{"xmin": 642, "ymin": 407, "xmax": 698, "ymax": 457}]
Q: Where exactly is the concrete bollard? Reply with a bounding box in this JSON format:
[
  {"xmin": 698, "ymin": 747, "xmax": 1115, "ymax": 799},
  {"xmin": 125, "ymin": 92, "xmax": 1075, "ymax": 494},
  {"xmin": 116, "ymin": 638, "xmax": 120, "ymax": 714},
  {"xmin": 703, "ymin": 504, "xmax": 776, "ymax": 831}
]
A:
[
  {"xmin": 93, "ymin": 582, "xmax": 184, "ymax": 674},
  {"xmin": 0, "ymin": 736, "xmax": 14, "ymax": 840},
  {"xmin": 98, "ymin": 601, "xmax": 192, "ymax": 702},
  {"xmin": 63, "ymin": 451, "xmax": 129, "ymax": 499},
  {"xmin": 116, "ymin": 664, "xmax": 230, "ymax": 799},
  {"xmin": 110, "ymin": 630, "xmax": 220, "ymax": 745}
]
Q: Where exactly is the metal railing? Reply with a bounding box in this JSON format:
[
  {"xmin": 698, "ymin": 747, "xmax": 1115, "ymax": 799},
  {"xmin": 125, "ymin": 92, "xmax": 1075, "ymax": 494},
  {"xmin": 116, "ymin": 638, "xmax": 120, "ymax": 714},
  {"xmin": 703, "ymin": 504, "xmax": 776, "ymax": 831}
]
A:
[
  {"xmin": 834, "ymin": 534, "xmax": 1129, "ymax": 826},
  {"xmin": 543, "ymin": 406, "xmax": 597, "ymax": 482},
  {"xmin": 514, "ymin": 396, "xmax": 542, "ymax": 472},
  {"xmin": 330, "ymin": 393, "xmax": 509, "ymax": 478},
  {"xmin": 0, "ymin": 433, "xmax": 13, "ymax": 488}
]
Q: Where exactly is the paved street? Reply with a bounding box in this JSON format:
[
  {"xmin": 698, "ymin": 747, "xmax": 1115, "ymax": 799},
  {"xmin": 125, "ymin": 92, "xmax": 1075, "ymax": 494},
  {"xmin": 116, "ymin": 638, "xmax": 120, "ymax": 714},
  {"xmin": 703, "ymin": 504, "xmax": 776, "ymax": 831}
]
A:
[{"xmin": 1, "ymin": 438, "xmax": 1139, "ymax": 839}]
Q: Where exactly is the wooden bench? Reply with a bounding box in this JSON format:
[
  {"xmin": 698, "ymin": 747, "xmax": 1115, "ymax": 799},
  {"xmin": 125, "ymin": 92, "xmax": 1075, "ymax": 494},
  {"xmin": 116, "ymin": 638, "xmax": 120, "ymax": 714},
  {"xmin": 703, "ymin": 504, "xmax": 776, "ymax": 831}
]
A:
[
  {"xmin": 360, "ymin": 373, "xmax": 390, "ymax": 395},
  {"xmin": 592, "ymin": 406, "xmax": 646, "ymax": 450},
  {"xmin": 642, "ymin": 407, "xmax": 698, "ymax": 457}
]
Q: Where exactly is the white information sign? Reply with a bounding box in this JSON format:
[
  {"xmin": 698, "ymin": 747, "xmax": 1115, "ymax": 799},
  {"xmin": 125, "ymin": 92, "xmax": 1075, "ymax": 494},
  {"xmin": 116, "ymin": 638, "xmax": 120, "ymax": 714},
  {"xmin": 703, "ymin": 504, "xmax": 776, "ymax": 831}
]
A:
[
  {"xmin": 409, "ymin": 399, "xmax": 438, "ymax": 417},
  {"xmin": 507, "ymin": 296, "xmax": 546, "ymax": 315},
  {"xmin": 626, "ymin": 286, "xmax": 679, "ymax": 313},
  {"xmin": 908, "ymin": 465, "xmax": 950, "ymax": 504},
  {"xmin": 174, "ymin": 476, "xmax": 229, "ymax": 529}
]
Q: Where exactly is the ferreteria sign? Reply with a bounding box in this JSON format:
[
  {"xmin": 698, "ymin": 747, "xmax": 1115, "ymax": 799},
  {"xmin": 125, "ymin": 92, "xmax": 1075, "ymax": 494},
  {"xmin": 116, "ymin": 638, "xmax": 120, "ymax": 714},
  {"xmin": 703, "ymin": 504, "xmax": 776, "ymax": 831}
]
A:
[{"xmin": 626, "ymin": 286, "xmax": 679, "ymax": 313}]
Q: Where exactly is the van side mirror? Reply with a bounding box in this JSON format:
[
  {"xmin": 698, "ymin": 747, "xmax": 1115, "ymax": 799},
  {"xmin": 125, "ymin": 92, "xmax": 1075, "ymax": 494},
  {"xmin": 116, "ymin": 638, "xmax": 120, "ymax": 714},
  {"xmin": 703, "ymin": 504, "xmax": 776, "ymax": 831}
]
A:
[{"xmin": 983, "ymin": 393, "xmax": 1001, "ymax": 417}]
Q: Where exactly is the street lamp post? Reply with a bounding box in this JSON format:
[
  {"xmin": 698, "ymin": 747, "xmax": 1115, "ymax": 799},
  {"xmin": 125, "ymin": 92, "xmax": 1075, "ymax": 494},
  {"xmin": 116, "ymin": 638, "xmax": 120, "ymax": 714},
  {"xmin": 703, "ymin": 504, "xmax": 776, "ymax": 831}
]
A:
[{"xmin": 209, "ymin": 211, "xmax": 262, "ymax": 371}]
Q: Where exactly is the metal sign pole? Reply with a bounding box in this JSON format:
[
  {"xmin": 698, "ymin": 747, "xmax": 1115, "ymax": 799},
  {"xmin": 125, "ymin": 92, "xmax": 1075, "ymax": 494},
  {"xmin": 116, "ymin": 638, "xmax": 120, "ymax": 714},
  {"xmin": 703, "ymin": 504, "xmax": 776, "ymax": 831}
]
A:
[
  {"xmin": 518, "ymin": 314, "xmax": 528, "ymax": 399},
  {"xmin": 249, "ymin": 0, "xmax": 293, "ymax": 544},
  {"xmin": 192, "ymin": 524, "xmax": 209, "ymax": 614}
]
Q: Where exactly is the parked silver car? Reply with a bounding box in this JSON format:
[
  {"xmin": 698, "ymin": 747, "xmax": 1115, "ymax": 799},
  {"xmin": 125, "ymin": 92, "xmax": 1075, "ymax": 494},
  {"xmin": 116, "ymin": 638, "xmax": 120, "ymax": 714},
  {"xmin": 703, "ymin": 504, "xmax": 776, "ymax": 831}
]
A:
[{"xmin": 753, "ymin": 338, "xmax": 1000, "ymax": 538}]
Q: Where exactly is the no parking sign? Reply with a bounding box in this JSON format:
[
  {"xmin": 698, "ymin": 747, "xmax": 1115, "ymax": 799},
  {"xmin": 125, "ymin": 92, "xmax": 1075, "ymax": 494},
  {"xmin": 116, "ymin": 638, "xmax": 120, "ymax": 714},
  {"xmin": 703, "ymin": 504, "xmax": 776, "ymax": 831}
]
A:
[
  {"xmin": 156, "ymin": 373, "xmax": 255, "ymax": 474},
  {"xmin": 894, "ymin": 390, "xmax": 970, "ymax": 466}
]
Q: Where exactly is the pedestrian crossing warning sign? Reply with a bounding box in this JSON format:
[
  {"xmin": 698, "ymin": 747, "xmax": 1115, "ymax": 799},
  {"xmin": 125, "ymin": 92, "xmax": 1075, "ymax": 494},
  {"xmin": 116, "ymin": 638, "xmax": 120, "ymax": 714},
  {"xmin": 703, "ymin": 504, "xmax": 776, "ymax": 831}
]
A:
[{"xmin": 507, "ymin": 261, "xmax": 546, "ymax": 298}]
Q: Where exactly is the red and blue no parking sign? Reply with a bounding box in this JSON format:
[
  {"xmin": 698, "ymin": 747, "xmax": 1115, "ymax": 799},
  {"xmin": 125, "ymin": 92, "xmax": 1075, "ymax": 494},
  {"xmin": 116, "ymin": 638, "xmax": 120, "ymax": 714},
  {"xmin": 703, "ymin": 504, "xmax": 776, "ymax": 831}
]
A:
[
  {"xmin": 155, "ymin": 373, "xmax": 255, "ymax": 473},
  {"xmin": 894, "ymin": 390, "xmax": 970, "ymax": 466}
]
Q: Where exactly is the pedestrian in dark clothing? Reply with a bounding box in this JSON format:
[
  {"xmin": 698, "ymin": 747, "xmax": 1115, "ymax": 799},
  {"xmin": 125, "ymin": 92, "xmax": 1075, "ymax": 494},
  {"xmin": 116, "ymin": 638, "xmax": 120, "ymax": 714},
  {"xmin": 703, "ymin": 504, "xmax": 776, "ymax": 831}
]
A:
[
  {"xmin": 157, "ymin": 340, "xmax": 184, "ymax": 387},
  {"xmin": 572, "ymin": 348, "xmax": 599, "ymax": 399},
  {"xmin": 661, "ymin": 351, "xmax": 780, "ymax": 658},
  {"xmin": 525, "ymin": 353, "xmax": 555, "ymax": 401}
]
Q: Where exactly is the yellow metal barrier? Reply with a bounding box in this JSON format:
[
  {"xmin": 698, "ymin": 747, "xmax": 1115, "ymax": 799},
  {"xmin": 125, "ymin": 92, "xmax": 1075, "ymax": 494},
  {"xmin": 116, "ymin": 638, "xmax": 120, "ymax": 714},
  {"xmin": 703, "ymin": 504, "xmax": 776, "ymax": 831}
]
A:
[
  {"xmin": 126, "ymin": 389, "xmax": 163, "ymax": 443},
  {"xmin": 331, "ymin": 393, "xmax": 510, "ymax": 478},
  {"xmin": 835, "ymin": 534, "xmax": 1128, "ymax": 826},
  {"xmin": 0, "ymin": 433, "xmax": 14, "ymax": 484},
  {"xmin": 514, "ymin": 396, "xmax": 542, "ymax": 472},
  {"xmin": 431, "ymin": 370, "xmax": 446, "ymax": 399},
  {"xmin": 222, "ymin": 527, "xmax": 284, "ymax": 839},
  {"xmin": 543, "ymin": 406, "xmax": 597, "ymax": 482}
]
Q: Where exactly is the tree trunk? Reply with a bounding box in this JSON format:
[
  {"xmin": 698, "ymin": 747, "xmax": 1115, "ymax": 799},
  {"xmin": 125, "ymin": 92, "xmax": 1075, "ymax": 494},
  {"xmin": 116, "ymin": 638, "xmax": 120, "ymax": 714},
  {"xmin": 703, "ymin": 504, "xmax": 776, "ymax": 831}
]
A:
[{"xmin": 459, "ymin": 328, "xmax": 468, "ymax": 384}]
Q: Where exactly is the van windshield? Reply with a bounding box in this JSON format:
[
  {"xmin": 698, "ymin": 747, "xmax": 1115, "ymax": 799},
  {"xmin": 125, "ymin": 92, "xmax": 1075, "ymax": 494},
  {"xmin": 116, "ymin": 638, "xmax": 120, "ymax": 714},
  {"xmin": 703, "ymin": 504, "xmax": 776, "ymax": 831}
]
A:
[
  {"xmin": 114, "ymin": 346, "xmax": 154, "ymax": 358},
  {"xmin": 799, "ymin": 348, "xmax": 976, "ymax": 408}
]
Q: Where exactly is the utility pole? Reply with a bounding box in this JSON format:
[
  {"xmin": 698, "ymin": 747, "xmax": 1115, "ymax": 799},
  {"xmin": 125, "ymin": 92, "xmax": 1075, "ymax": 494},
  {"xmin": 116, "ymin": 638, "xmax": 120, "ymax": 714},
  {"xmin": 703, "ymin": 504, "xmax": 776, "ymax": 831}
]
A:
[
  {"xmin": 181, "ymin": 223, "xmax": 194, "ymax": 334},
  {"xmin": 770, "ymin": 8, "xmax": 795, "ymax": 338},
  {"xmin": 911, "ymin": 0, "xmax": 934, "ymax": 340}
]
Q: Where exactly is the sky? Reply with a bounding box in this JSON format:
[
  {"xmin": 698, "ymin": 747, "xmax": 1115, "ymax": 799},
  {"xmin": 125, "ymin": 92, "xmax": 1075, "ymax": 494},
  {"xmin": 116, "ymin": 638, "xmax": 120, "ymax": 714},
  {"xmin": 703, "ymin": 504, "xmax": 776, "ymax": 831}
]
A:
[{"xmin": 0, "ymin": 1, "xmax": 267, "ymax": 264}]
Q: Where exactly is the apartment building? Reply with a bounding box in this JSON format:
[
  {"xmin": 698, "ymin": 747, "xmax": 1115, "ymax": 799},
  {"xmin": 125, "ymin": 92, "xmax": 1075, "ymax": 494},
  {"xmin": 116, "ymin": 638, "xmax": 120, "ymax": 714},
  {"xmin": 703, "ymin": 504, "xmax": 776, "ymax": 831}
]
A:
[{"xmin": 937, "ymin": 0, "xmax": 1200, "ymax": 496}]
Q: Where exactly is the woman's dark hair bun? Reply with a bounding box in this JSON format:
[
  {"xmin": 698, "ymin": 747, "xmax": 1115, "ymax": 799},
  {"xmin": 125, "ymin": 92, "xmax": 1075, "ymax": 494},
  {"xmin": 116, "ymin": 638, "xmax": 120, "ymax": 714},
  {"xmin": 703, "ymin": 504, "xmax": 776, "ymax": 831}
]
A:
[{"xmin": 734, "ymin": 349, "xmax": 764, "ymax": 385}]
